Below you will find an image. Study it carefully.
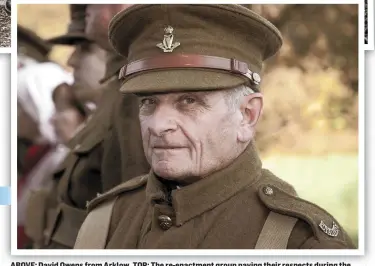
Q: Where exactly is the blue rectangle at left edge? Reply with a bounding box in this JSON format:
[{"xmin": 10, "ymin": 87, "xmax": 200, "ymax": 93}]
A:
[{"xmin": 0, "ymin": 187, "xmax": 10, "ymax": 205}]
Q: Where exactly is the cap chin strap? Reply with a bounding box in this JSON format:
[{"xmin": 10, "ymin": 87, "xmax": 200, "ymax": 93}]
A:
[{"xmin": 118, "ymin": 54, "xmax": 262, "ymax": 89}]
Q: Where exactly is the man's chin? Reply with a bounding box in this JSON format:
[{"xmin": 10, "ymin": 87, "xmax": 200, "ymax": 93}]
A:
[
  {"xmin": 153, "ymin": 161, "xmax": 185, "ymax": 180},
  {"xmin": 154, "ymin": 169, "xmax": 177, "ymax": 180}
]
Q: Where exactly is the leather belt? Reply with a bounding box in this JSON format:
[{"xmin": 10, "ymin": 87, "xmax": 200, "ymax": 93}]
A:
[{"xmin": 119, "ymin": 54, "xmax": 261, "ymax": 87}]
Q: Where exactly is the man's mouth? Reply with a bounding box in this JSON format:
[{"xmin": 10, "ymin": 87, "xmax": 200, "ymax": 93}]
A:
[{"xmin": 153, "ymin": 146, "xmax": 185, "ymax": 150}]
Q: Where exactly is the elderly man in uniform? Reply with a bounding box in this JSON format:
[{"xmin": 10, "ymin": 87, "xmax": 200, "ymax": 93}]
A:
[
  {"xmin": 25, "ymin": 4, "xmax": 149, "ymax": 249},
  {"xmin": 75, "ymin": 4, "xmax": 355, "ymax": 249}
]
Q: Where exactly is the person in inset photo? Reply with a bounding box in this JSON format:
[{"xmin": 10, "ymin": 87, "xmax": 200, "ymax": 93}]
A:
[
  {"xmin": 5, "ymin": 0, "xmax": 10, "ymax": 15},
  {"xmin": 365, "ymin": 0, "xmax": 368, "ymax": 44},
  {"xmin": 0, "ymin": 0, "xmax": 11, "ymax": 46}
]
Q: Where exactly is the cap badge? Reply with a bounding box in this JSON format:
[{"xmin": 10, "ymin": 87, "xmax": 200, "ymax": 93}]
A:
[
  {"xmin": 319, "ymin": 220, "xmax": 339, "ymax": 237},
  {"xmin": 156, "ymin": 26, "xmax": 180, "ymax": 53}
]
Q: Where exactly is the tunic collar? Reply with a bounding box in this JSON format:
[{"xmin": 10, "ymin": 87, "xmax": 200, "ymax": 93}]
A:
[{"xmin": 146, "ymin": 142, "xmax": 263, "ymax": 226}]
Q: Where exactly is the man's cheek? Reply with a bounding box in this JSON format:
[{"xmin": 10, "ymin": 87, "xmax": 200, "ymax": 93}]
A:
[
  {"xmin": 140, "ymin": 128, "xmax": 150, "ymax": 157},
  {"xmin": 140, "ymin": 122, "xmax": 148, "ymax": 137}
]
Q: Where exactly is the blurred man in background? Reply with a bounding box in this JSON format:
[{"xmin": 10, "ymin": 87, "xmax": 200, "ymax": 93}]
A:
[
  {"xmin": 48, "ymin": 4, "xmax": 106, "ymax": 112},
  {"xmin": 17, "ymin": 25, "xmax": 51, "ymax": 181},
  {"xmin": 18, "ymin": 62, "xmax": 73, "ymax": 249},
  {"xmin": 84, "ymin": 4, "xmax": 150, "ymax": 190},
  {"xmin": 23, "ymin": 4, "xmax": 105, "ymax": 249},
  {"xmin": 24, "ymin": 4, "xmax": 149, "ymax": 249}
]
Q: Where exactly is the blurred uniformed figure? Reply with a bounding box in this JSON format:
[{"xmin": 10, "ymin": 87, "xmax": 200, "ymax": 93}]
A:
[
  {"xmin": 24, "ymin": 4, "xmax": 149, "ymax": 249},
  {"xmin": 75, "ymin": 4, "xmax": 355, "ymax": 249},
  {"xmin": 24, "ymin": 4, "xmax": 104, "ymax": 249},
  {"xmin": 18, "ymin": 62, "xmax": 74, "ymax": 249},
  {"xmin": 17, "ymin": 25, "xmax": 52, "ymax": 181},
  {"xmin": 48, "ymin": 4, "xmax": 106, "ymax": 112},
  {"xmin": 84, "ymin": 4, "xmax": 150, "ymax": 191}
]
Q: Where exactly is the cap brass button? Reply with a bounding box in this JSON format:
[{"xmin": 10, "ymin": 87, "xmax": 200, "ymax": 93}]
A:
[
  {"xmin": 263, "ymin": 186, "xmax": 274, "ymax": 196},
  {"xmin": 158, "ymin": 215, "xmax": 173, "ymax": 230}
]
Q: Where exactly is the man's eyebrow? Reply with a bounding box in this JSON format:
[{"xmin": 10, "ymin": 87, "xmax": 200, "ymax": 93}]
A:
[
  {"xmin": 179, "ymin": 91, "xmax": 212, "ymax": 101},
  {"xmin": 135, "ymin": 92, "xmax": 169, "ymax": 97},
  {"xmin": 135, "ymin": 90, "xmax": 216, "ymax": 98}
]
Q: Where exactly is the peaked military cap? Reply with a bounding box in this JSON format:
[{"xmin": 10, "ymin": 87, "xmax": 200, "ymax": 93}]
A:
[
  {"xmin": 48, "ymin": 4, "xmax": 89, "ymax": 45},
  {"xmin": 18, "ymin": 25, "xmax": 51, "ymax": 62},
  {"xmin": 109, "ymin": 4, "xmax": 282, "ymax": 94}
]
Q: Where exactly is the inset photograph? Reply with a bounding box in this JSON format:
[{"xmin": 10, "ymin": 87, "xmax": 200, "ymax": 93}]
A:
[
  {"xmin": 0, "ymin": 0, "xmax": 10, "ymax": 47},
  {"xmin": 365, "ymin": 0, "xmax": 368, "ymax": 44}
]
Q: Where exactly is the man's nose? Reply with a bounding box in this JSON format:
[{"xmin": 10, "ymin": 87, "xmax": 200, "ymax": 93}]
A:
[{"xmin": 148, "ymin": 106, "xmax": 178, "ymax": 137}]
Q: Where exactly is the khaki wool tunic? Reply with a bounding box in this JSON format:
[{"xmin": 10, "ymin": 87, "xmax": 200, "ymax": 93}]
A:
[
  {"xmin": 25, "ymin": 52, "xmax": 150, "ymax": 249},
  {"xmin": 84, "ymin": 143, "xmax": 355, "ymax": 249}
]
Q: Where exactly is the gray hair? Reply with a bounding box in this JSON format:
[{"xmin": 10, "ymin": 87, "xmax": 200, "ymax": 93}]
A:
[{"xmin": 223, "ymin": 84, "xmax": 255, "ymax": 111}]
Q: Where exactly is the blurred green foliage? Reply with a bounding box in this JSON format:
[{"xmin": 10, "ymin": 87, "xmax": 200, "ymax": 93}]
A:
[{"xmin": 263, "ymin": 154, "xmax": 358, "ymax": 246}]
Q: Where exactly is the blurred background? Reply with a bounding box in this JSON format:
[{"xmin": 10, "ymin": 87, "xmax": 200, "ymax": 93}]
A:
[{"xmin": 18, "ymin": 4, "xmax": 359, "ymax": 245}]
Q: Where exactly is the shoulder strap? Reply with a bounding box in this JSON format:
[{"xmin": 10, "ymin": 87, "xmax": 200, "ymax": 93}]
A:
[
  {"xmin": 74, "ymin": 197, "xmax": 117, "ymax": 249},
  {"xmin": 257, "ymin": 184, "xmax": 350, "ymax": 244},
  {"xmin": 74, "ymin": 175, "xmax": 149, "ymax": 249},
  {"xmin": 255, "ymin": 211, "xmax": 297, "ymax": 249}
]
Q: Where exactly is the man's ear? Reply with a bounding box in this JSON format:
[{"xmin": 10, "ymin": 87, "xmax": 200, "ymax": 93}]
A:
[{"xmin": 237, "ymin": 92, "xmax": 263, "ymax": 143}]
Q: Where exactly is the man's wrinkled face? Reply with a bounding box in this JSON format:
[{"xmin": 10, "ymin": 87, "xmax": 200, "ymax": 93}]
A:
[
  {"xmin": 67, "ymin": 42, "xmax": 106, "ymax": 93},
  {"xmin": 138, "ymin": 90, "xmax": 246, "ymax": 183}
]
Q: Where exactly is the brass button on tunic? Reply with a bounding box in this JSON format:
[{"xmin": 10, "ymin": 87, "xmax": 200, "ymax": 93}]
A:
[{"xmin": 158, "ymin": 215, "xmax": 173, "ymax": 230}]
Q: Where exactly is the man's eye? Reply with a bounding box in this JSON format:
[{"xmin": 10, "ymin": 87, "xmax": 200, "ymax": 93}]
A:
[
  {"xmin": 140, "ymin": 98, "xmax": 156, "ymax": 105},
  {"xmin": 181, "ymin": 97, "xmax": 196, "ymax": 104}
]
